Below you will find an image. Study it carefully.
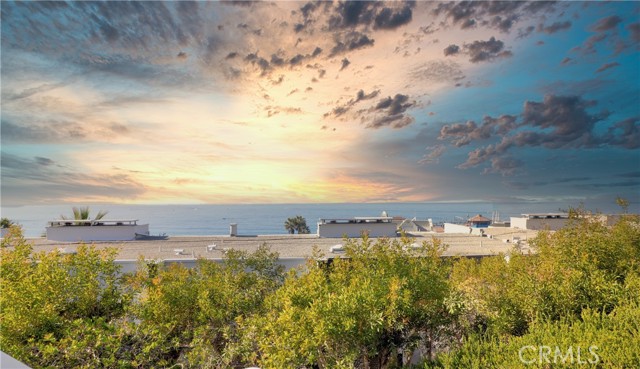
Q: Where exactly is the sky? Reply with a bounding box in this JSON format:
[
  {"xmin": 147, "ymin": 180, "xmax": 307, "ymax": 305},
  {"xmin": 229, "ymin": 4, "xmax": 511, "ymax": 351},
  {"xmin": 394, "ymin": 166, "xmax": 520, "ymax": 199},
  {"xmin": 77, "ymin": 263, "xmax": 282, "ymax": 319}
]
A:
[{"xmin": 1, "ymin": 1, "xmax": 639, "ymax": 208}]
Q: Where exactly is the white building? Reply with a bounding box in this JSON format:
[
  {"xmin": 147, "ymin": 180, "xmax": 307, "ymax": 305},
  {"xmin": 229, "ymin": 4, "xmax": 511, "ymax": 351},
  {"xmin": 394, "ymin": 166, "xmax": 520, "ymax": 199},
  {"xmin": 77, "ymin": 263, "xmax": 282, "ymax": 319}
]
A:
[
  {"xmin": 510, "ymin": 213, "xmax": 569, "ymax": 231},
  {"xmin": 317, "ymin": 217, "xmax": 397, "ymax": 238},
  {"xmin": 46, "ymin": 219, "xmax": 149, "ymax": 242}
]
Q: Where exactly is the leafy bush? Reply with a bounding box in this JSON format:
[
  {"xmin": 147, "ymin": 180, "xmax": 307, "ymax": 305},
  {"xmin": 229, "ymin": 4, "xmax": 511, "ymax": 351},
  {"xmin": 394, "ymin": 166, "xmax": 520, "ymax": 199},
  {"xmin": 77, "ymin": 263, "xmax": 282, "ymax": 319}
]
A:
[{"xmin": 253, "ymin": 235, "xmax": 453, "ymax": 369}]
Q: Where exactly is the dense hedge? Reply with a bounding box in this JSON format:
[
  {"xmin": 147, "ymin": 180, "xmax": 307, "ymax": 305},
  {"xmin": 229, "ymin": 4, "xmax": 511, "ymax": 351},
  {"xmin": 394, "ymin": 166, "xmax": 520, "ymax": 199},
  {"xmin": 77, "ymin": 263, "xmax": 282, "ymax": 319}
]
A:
[{"xmin": 1, "ymin": 209, "xmax": 638, "ymax": 368}]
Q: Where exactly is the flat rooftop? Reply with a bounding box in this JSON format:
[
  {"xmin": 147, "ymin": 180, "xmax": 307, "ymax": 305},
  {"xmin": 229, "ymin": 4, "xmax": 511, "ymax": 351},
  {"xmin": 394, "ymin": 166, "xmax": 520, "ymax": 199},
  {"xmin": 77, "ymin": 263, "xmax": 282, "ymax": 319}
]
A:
[{"xmin": 20, "ymin": 228, "xmax": 537, "ymax": 260}]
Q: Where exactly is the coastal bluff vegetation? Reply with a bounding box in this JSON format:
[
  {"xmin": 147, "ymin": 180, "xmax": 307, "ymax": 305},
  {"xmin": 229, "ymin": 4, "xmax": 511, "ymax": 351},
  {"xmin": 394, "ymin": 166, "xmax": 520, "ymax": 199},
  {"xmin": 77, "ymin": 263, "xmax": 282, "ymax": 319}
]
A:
[{"xmin": 1, "ymin": 208, "xmax": 638, "ymax": 369}]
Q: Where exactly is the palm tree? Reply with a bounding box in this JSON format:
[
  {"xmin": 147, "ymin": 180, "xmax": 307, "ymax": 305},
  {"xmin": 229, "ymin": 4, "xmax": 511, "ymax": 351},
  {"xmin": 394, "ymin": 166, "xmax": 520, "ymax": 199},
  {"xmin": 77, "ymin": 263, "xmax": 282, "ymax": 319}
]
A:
[
  {"xmin": 1, "ymin": 217, "xmax": 14, "ymax": 228},
  {"xmin": 284, "ymin": 215, "xmax": 310, "ymax": 234},
  {"xmin": 60, "ymin": 206, "xmax": 108, "ymax": 224}
]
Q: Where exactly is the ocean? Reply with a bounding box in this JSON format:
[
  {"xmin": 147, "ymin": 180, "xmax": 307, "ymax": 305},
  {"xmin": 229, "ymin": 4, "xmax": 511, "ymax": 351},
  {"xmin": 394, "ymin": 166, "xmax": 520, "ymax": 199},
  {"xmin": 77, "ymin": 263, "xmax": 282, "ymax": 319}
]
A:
[{"xmin": 0, "ymin": 201, "xmax": 629, "ymax": 238}]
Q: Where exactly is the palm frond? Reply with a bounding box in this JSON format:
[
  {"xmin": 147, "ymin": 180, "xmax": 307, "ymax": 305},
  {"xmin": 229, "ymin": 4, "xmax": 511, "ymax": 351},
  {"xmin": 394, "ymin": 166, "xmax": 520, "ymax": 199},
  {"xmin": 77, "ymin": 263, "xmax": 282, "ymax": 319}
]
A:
[{"xmin": 95, "ymin": 210, "xmax": 108, "ymax": 220}]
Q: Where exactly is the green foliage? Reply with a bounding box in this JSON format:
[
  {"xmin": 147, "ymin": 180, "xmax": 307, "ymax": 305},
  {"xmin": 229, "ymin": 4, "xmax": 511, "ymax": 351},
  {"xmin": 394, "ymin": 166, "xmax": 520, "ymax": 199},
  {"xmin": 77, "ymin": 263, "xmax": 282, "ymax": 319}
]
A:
[
  {"xmin": 426, "ymin": 274, "xmax": 640, "ymax": 368},
  {"xmin": 284, "ymin": 215, "xmax": 311, "ymax": 234},
  {"xmin": 1, "ymin": 217, "xmax": 14, "ymax": 228},
  {"xmin": 433, "ymin": 208, "xmax": 640, "ymax": 367},
  {"xmin": 253, "ymin": 235, "xmax": 452, "ymax": 369},
  {"xmin": 60, "ymin": 206, "xmax": 108, "ymax": 221},
  {"xmin": 122, "ymin": 243, "xmax": 286, "ymax": 368},
  {"xmin": 0, "ymin": 231, "xmax": 125, "ymax": 367},
  {"xmin": 1, "ymin": 207, "xmax": 638, "ymax": 368}
]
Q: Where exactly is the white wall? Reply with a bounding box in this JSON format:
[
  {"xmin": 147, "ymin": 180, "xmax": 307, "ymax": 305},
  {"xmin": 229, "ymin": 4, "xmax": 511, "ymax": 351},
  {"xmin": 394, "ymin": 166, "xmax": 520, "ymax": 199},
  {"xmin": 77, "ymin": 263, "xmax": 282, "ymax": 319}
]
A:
[
  {"xmin": 510, "ymin": 217, "xmax": 568, "ymax": 231},
  {"xmin": 317, "ymin": 222, "xmax": 397, "ymax": 238},
  {"xmin": 510, "ymin": 217, "xmax": 529, "ymax": 230},
  {"xmin": 443, "ymin": 223, "xmax": 472, "ymax": 234},
  {"xmin": 46, "ymin": 224, "xmax": 149, "ymax": 242}
]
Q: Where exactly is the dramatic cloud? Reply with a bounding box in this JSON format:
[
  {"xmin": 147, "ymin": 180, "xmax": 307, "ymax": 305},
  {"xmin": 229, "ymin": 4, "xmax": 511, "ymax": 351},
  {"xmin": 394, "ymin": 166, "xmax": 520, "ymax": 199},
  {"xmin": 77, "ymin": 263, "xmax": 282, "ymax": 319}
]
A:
[
  {"xmin": 328, "ymin": 1, "xmax": 415, "ymax": 30},
  {"xmin": 440, "ymin": 95, "xmax": 635, "ymax": 175},
  {"xmin": 444, "ymin": 37, "xmax": 512, "ymax": 63},
  {"xmin": 366, "ymin": 94, "xmax": 415, "ymax": 129},
  {"xmin": 464, "ymin": 37, "xmax": 512, "ymax": 63},
  {"xmin": 433, "ymin": 1, "xmax": 556, "ymax": 33},
  {"xmin": 340, "ymin": 58, "xmax": 351, "ymax": 71},
  {"xmin": 443, "ymin": 44, "xmax": 460, "ymax": 56},
  {"xmin": 440, "ymin": 115, "xmax": 517, "ymax": 147},
  {"xmin": 1, "ymin": 1, "xmax": 638, "ymax": 206},
  {"xmin": 329, "ymin": 31, "xmax": 375, "ymax": 56}
]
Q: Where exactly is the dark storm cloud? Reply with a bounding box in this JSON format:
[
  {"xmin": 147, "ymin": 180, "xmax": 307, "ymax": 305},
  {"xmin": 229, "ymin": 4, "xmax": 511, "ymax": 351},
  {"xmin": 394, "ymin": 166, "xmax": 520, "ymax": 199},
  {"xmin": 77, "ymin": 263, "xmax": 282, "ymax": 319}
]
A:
[
  {"xmin": 329, "ymin": 31, "xmax": 375, "ymax": 56},
  {"xmin": 364, "ymin": 94, "xmax": 415, "ymax": 129},
  {"xmin": 463, "ymin": 37, "xmax": 512, "ymax": 63},
  {"xmin": 270, "ymin": 54, "xmax": 285, "ymax": 67},
  {"xmin": 374, "ymin": 94, "xmax": 413, "ymax": 115},
  {"xmin": 537, "ymin": 21, "xmax": 572, "ymax": 34},
  {"xmin": 374, "ymin": 5, "xmax": 413, "ymax": 30},
  {"xmin": 595, "ymin": 62, "xmax": 620, "ymax": 73},
  {"xmin": 591, "ymin": 15, "xmax": 623, "ymax": 32},
  {"xmin": 440, "ymin": 94, "xmax": 636, "ymax": 175},
  {"xmin": 340, "ymin": 58, "xmax": 351, "ymax": 71},
  {"xmin": 327, "ymin": 1, "xmax": 415, "ymax": 30},
  {"xmin": 440, "ymin": 115, "xmax": 517, "ymax": 147},
  {"xmin": 326, "ymin": 90, "xmax": 416, "ymax": 130},
  {"xmin": 433, "ymin": 1, "xmax": 556, "ymax": 33},
  {"xmin": 355, "ymin": 89, "xmax": 380, "ymax": 102},
  {"xmin": 443, "ymin": 44, "xmax": 460, "ymax": 56},
  {"xmin": 245, "ymin": 52, "xmax": 270, "ymax": 74},
  {"xmin": 443, "ymin": 37, "xmax": 512, "ymax": 63},
  {"xmin": 518, "ymin": 95, "xmax": 606, "ymax": 148}
]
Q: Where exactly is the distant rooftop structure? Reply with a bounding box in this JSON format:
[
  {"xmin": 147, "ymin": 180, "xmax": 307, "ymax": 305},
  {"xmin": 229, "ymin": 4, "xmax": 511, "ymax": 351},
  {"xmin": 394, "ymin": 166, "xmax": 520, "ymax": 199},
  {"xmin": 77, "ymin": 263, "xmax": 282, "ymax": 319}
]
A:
[
  {"xmin": 317, "ymin": 216, "xmax": 397, "ymax": 238},
  {"xmin": 510, "ymin": 213, "xmax": 569, "ymax": 231},
  {"xmin": 467, "ymin": 214, "xmax": 491, "ymax": 228},
  {"xmin": 46, "ymin": 219, "xmax": 150, "ymax": 242}
]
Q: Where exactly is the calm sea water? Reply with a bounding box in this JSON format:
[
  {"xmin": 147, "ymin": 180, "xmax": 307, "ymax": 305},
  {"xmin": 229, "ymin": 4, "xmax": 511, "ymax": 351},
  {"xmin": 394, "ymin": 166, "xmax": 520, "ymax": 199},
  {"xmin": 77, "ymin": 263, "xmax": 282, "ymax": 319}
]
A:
[{"xmin": 0, "ymin": 201, "xmax": 629, "ymax": 238}]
